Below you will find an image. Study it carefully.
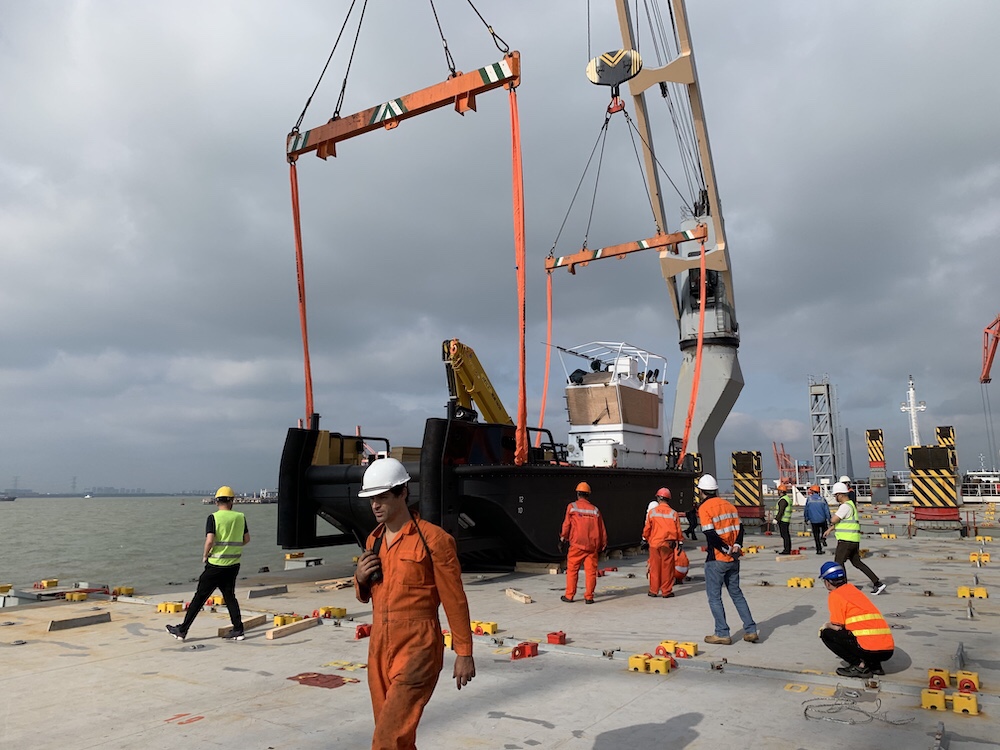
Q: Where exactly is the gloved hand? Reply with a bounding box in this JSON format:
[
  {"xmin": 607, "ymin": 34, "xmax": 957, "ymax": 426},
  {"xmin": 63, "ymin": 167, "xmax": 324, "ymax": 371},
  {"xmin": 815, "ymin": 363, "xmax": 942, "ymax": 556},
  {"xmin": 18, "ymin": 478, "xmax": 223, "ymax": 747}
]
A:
[{"xmin": 640, "ymin": 540, "xmax": 649, "ymax": 551}]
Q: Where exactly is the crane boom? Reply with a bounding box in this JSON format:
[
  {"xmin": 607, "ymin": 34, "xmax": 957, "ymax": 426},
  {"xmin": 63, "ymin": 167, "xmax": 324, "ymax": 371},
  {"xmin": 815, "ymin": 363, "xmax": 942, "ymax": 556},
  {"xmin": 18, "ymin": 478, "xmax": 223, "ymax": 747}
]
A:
[
  {"xmin": 613, "ymin": 0, "xmax": 742, "ymax": 476},
  {"xmin": 443, "ymin": 338, "xmax": 513, "ymax": 425},
  {"xmin": 982, "ymin": 314, "xmax": 1000, "ymax": 384}
]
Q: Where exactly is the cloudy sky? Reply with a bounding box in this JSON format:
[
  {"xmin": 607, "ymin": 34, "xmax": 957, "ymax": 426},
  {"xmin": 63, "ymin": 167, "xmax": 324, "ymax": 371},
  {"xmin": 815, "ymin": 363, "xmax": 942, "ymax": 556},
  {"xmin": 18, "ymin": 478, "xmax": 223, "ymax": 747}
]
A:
[{"xmin": 2, "ymin": 1, "xmax": 998, "ymax": 494}]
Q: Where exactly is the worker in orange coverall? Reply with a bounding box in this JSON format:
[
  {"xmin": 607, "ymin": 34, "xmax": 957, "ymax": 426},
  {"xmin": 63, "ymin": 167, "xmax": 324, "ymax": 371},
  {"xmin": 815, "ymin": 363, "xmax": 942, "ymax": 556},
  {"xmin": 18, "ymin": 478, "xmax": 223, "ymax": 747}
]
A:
[
  {"xmin": 354, "ymin": 458, "xmax": 475, "ymax": 750},
  {"xmin": 559, "ymin": 481, "xmax": 608, "ymax": 604},
  {"xmin": 643, "ymin": 487, "xmax": 683, "ymax": 598}
]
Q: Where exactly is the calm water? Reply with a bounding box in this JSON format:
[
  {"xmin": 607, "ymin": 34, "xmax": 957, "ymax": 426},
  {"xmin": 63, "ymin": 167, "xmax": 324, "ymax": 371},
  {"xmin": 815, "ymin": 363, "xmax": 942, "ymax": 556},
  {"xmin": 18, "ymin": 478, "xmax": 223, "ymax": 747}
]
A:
[{"xmin": 0, "ymin": 496, "xmax": 358, "ymax": 593}]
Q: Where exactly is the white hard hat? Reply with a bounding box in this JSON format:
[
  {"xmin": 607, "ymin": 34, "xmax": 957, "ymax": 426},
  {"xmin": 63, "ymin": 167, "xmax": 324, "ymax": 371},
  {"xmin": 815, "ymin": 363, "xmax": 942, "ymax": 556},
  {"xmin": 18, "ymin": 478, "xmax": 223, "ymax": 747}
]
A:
[
  {"xmin": 838, "ymin": 475, "xmax": 851, "ymax": 483},
  {"xmin": 698, "ymin": 474, "xmax": 719, "ymax": 491},
  {"xmin": 831, "ymin": 482, "xmax": 850, "ymax": 495},
  {"xmin": 358, "ymin": 458, "xmax": 411, "ymax": 497}
]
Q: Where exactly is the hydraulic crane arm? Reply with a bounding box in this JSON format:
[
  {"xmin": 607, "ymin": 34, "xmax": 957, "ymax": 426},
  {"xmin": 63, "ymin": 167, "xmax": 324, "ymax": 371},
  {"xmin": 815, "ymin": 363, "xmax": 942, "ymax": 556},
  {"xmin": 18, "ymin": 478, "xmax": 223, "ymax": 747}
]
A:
[
  {"xmin": 443, "ymin": 338, "xmax": 513, "ymax": 425},
  {"xmin": 982, "ymin": 314, "xmax": 1000, "ymax": 384}
]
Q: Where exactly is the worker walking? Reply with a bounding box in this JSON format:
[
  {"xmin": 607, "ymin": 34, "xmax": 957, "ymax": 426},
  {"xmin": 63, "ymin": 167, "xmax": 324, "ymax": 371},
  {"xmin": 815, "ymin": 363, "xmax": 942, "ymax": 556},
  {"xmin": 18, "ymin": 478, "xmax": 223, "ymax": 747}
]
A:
[
  {"xmin": 643, "ymin": 488, "xmax": 682, "ymax": 598},
  {"xmin": 560, "ymin": 482, "xmax": 608, "ymax": 604},
  {"xmin": 824, "ymin": 481, "xmax": 886, "ymax": 595},
  {"xmin": 698, "ymin": 474, "xmax": 759, "ymax": 644},
  {"xmin": 354, "ymin": 458, "xmax": 475, "ymax": 750},
  {"xmin": 684, "ymin": 499, "xmax": 700, "ymax": 540},
  {"xmin": 166, "ymin": 485, "xmax": 249, "ymax": 642},
  {"xmin": 804, "ymin": 485, "xmax": 831, "ymax": 554},
  {"xmin": 817, "ymin": 561, "xmax": 894, "ymax": 678},
  {"xmin": 775, "ymin": 483, "xmax": 794, "ymax": 555}
]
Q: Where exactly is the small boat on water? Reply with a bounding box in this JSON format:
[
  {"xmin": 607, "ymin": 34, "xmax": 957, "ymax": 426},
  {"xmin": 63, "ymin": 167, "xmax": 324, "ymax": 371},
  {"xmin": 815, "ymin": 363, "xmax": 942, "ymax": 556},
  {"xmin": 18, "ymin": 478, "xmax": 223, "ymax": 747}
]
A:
[{"xmin": 0, "ymin": 494, "xmax": 15, "ymax": 502}]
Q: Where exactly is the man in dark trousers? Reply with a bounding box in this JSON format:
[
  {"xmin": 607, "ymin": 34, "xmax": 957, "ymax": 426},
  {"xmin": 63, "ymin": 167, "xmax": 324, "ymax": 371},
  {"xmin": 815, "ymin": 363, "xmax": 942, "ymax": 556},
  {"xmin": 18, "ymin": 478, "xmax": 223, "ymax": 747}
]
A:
[
  {"xmin": 354, "ymin": 458, "xmax": 476, "ymax": 750},
  {"xmin": 804, "ymin": 485, "xmax": 831, "ymax": 554},
  {"xmin": 775, "ymin": 483, "xmax": 794, "ymax": 555},
  {"xmin": 824, "ymin": 481, "xmax": 887, "ymax": 595},
  {"xmin": 166, "ymin": 485, "xmax": 249, "ymax": 641}
]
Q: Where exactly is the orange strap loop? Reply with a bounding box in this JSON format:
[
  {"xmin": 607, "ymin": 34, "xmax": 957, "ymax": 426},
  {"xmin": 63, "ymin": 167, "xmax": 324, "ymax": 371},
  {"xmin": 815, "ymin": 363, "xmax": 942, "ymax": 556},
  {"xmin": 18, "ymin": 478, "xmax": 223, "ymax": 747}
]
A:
[
  {"xmin": 678, "ymin": 239, "xmax": 707, "ymax": 463},
  {"xmin": 288, "ymin": 163, "xmax": 315, "ymax": 428},
  {"xmin": 509, "ymin": 87, "xmax": 528, "ymax": 465},
  {"xmin": 535, "ymin": 271, "xmax": 554, "ymax": 447}
]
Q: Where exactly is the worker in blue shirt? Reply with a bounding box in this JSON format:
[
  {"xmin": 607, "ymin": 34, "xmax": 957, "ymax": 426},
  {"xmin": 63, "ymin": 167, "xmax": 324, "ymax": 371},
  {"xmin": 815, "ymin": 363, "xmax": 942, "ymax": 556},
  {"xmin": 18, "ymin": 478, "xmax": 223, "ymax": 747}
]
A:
[{"xmin": 804, "ymin": 484, "xmax": 832, "ymax": 554}]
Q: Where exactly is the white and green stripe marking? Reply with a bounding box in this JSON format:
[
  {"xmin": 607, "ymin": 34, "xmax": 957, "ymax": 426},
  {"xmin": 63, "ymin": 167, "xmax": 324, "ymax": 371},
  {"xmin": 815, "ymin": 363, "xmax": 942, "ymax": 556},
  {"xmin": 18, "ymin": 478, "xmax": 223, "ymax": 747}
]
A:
[
  {"xmin": 369, "ymin": 98, "xmax": 408, "ymax": 125},
  {"xmin": 478, "ymin": 58, "xmax": 514, "ymax": 85}
]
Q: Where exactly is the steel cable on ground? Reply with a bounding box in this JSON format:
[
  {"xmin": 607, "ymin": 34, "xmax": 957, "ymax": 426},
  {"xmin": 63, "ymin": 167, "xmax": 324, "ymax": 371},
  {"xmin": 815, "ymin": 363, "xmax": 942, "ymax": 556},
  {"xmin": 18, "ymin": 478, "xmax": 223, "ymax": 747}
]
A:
[
  {"xmin": 291, "ymin": 0, "xmax": 361, "ymax": 133},
  {"xmin": 801, "ymin": 695, "xmax": 914, "ymax": 726}
]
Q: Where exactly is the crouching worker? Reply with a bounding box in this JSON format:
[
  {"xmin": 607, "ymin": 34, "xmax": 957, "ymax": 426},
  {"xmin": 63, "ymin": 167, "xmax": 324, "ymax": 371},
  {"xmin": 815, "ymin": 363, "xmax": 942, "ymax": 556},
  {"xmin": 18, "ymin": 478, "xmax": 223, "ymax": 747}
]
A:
[
  {"xmin": 818, "ymin": 562, "xmax": 894, "ymax": 678},
  {"xmin": 354, "ymin": 458, "xmax": 476, "ymax": 750}
]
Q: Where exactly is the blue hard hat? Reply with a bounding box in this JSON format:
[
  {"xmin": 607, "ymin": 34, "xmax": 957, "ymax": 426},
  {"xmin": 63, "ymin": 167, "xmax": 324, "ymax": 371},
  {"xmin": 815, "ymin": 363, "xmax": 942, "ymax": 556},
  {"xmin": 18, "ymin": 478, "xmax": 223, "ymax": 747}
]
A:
[{"xmin": 819, "ymin": 561, "xmax": 846, "ymax": 581}]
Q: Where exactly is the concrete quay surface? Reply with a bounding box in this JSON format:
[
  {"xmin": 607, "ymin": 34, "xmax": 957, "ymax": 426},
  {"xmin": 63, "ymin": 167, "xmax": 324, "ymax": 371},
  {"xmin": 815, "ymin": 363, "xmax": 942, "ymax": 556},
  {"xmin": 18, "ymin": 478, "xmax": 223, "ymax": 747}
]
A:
[{"xmin": 1, "ymin": 530, "xmax": 996, "ymax": 749}]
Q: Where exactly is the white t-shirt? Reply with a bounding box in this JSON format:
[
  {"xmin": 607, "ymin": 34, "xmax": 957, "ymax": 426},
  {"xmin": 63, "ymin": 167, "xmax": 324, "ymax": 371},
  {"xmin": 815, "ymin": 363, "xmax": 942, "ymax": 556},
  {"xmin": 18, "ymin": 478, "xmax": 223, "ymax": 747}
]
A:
[{"xmin": 834, "ymin": 503, "xmax": 853, "ymax": 521}]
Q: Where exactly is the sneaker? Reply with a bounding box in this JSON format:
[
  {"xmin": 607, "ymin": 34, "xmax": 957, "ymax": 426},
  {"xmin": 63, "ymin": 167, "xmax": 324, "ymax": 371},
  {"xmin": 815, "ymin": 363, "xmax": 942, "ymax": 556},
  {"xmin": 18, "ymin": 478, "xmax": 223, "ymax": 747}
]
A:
[
  {"xmin": 743, "ymin": 633, "xmax": 759, "ymax": 643},
  {"xmin": 704, "ymin": 635, "xmax": 732, "ymax": 645},
  {"xmin": 836, "ymin": 665, "xmax": 872, "ymax": 678},
  {"xmin": 871, "ymin": 582, "xmax": 887, "ymax": 595},
  {"xmin": 560, "ymin": 595, "xmax": 574, "ymax": 603},
  {"xmin": 584, "ymin": 598, "xmax": 595, "ymax": 605},
  {"xmin": 225, "ymin": 631, "xmax": 245, "ymax": 641},
  {"xmin": 868, "ymin": 664, "xmax": 885, "ymax": 676},
  {"xmin": 166, "ymin": 624, "xmax": 186, "ymax": 642}
]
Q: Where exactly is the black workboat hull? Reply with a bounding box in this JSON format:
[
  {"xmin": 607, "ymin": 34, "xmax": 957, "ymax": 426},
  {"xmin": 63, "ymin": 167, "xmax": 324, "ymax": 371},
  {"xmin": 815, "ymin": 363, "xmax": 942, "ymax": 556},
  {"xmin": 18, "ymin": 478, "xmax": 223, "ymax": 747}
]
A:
[{"xmin": 278, "ymin": 417, "xmax": 696, "ymax": 569}]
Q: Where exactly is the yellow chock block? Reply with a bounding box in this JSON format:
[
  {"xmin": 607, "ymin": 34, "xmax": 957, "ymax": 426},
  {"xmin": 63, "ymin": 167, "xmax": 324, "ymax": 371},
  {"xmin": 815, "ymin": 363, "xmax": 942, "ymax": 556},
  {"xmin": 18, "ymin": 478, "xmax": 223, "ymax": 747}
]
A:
[
  {"xmin": 209, "ymin": 595, "xmax": 225, "ymax": 606},
  {"xmin": 956, "ymin": 671, "xmax": 980, "ymax": 692},
  {"xmin": 952, "ymin": 691, "xmax": 979, "ymax": 715},
  {"xmin": 330, "ymin": 606, "xmax": 347, "ymax": 618},
  {"xmin": 981, "ymin": 553, "xmax": 991, "ymax": 563},
  {"xmin": 921, "ymin": 689, "xmax": 947, "ymax": 710},
  {"xmin": 797, "ymin": 532, "xmax": 810, "ymax": 537},
  {"xmin": 973, "ymin": 587, "xmax": 988, "ymax": 599},
  {"xmin": 928, "ymin": 668, "xmax": 950, "ymax": 690},
  {"xmin": 473, "ymin": 621, "xmax": 498, "ymax": 635},
  {"xmin": 648, "ymin": 656, "xmax": 671, "ymax": 674},
  {"xmin": 470, "ymin": 620, "xmax": 481, "ymax": 633},
  {"xmin": 0, "ymin": 584, "xmax": 12, "ymax": 594},
  {"xmin": 975, "ymin": 535, "xmax": 992, "ymax": 542},
  {"xmin": 285, "ymin": 552, "xmax": 305, "ymax": 559},
  {"xmin": 67, "ymin": 592, "xmax": 88, "ymax": 602},
  {"xmin": 957, "ymin": 586, "xmax": 972, "ymax": 598},
  {"xmin": 655, "ymin": 640, "xmax": 678, "ymax": 657},
  {"xmin": 787, "ymin": 577, "xmax": 802, "ymax": 587},
  {"xmin": 42, "ymin": 579, "xmax": 59, "ymax": 589},
  {"xmin": 628, "ymin": 654, "xmax": 650, "ymax": 672},
  {"xmin": 677, "ymin": 641, "xmax": 698, "ymax": 656},
  {"xmin": 443, "ymin": 630, "xmax": 453, "ymax": 648},
  {"xmin": 799, "ymin": 577, "xmax": 815, "ymax": 588},
  {"xmin": 274, "ymin": 614, "xmax": 299, "ymax": 627},
  {"xmin": 114, "ymin": 586, "xmax": 134, "ymax": 596},
  {"xmin": 157, "ymin": 601, "xmax": 183, "ymax": 613}
]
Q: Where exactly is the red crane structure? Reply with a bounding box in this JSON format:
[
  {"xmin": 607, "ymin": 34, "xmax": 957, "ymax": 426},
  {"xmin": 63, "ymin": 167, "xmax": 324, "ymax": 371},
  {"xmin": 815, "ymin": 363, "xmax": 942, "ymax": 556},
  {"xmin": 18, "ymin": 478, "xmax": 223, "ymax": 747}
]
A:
[
  {"xmin": 772, "ymin": 442, "xmax": 796, "ymax": 485},
  {"xmin": 982, "ymin": 314, "xmax": 1000, "ymax": 383}
]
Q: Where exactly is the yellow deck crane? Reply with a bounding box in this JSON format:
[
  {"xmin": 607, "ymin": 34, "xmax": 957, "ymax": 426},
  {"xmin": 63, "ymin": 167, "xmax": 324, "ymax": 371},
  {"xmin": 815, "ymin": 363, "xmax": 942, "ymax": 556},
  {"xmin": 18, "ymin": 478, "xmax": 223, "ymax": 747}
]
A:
[{"xmin": 442, "ymin": 338, "xmax": 513, "ymax": 425}]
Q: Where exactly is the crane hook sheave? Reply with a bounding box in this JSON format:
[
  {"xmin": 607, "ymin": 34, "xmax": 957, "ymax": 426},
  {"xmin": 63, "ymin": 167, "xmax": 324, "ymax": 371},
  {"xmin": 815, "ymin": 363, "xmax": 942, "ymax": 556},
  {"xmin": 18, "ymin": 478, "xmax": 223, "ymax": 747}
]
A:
[{"xmin": 586, "ymin": 49, "xmax": 643, "ymax": 91}]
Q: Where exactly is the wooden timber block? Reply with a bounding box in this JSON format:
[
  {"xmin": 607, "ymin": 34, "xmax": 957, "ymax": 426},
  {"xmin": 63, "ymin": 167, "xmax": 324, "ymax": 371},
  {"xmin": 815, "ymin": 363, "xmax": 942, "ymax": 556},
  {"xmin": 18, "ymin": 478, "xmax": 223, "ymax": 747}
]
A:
[
  {"xmin": 774, "ymin": 555, "xmax": 801, "ymax": 562},
  {"xmin": 505, "ymin": 588, "xmax": 532, "ymax": 604},
  {"xmin": 247, "ymin": 585, "xmax": 288, "ymax": 599},
  {"xmin": 48, "ymin": 611, "xmax": 112, "ymax": 632},
  {"xmin": 266, "ymin": 616, "xmax": 320, "ymax": 640},
  {"xmin": 218, "ymin": 613, "xmax": 268, "ymax": 638},
  {"xmin": 315, "ymin": 577, "xmax": 354, "ymax": 589},
  {"xmin": 514, "ymin": 562, "xmax": 562, "ymax": 575}
]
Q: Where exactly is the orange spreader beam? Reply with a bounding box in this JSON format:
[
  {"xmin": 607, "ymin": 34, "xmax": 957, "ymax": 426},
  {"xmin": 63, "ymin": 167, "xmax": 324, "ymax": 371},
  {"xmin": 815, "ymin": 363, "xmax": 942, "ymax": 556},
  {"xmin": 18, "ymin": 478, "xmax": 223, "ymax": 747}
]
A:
[
  {"xmin": 545, "ymin": 224, "xmax": 707, "ymax": 275},
  {"xmin": 287, "ymin": 52, "xmax": 521, "ymax": 161}
]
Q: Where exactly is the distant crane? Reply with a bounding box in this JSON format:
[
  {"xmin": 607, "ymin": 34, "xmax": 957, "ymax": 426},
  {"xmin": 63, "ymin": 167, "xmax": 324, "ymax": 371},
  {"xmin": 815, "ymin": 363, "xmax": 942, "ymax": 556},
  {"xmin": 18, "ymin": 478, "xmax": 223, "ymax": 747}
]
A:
[
  {"xmin": 772, "ymin": 442, "xmax": 796, "ymax": 485},
  {"xmin": 980, "ymin": 314, "xmax": 1000, "ymax": 470}
]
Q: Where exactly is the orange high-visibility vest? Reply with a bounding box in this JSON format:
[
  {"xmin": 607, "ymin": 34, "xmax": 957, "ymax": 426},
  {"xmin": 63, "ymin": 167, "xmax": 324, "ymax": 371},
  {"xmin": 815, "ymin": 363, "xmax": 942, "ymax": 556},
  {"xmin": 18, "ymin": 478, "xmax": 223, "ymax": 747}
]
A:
[
  {"xmin": 697, "ymin": 496, "xmax": 741, "ymax": 562},
  {"xmin": 829, "ymin": 583, "xmax": 894, "ymax": 651}
]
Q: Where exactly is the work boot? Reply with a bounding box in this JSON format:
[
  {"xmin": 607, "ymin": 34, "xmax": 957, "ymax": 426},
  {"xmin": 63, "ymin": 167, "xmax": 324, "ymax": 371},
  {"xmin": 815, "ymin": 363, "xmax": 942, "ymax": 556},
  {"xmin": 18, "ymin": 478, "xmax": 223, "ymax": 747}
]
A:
[
  {"xmin": 704, "ymin": 635, "xmax": 732, "ymax": 645},
  {"xmin": 743, "ymin": 633, "xmax": 759, "ymax": 643},
  {"xmin": 166, "ymin": 624, "xmax": 187, "ymax": 642},
  {"xmin": 663, "ymin": 592, "xmax": 675, "ymax": 598},
  {"xmin": 836, "ymin": 665, "xmax": 872, "ymax": 678},
  {"xmin": 560, "ymin": 595, "xmax": 574, "ymax": 603},
  {"xmin": 647, "ymin": 592, "xmax": 658, "ymax": 597},
  {"xmin": 584, "ymin": 598, "xmax": 595, "ymax": 604}
]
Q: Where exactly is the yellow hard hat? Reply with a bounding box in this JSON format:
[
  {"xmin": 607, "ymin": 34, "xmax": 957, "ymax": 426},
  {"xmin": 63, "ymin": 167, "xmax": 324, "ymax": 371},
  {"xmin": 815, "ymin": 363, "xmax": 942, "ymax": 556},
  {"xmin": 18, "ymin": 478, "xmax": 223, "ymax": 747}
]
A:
[{"xmin": 215, "ymin": 485, "xmax": 235, "ymax": 499}]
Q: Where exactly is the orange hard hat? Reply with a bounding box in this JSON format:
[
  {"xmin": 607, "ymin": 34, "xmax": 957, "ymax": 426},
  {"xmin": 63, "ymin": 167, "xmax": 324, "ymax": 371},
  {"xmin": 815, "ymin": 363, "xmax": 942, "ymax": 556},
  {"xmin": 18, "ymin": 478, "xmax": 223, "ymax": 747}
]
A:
[
  {"xmin": 576, "ymin": 482, "xmax": 591, "ymax": 494},
  {"xmin": 810, "ymin": 485, "xmax": 820, "ymax": 493},
  {"xmin": 777, "ymin": 483, "xmax": 789, "ymax": 491},
  {"xmin": 655, "ymin": 487, "xmax": 672, "ymax": 500}
]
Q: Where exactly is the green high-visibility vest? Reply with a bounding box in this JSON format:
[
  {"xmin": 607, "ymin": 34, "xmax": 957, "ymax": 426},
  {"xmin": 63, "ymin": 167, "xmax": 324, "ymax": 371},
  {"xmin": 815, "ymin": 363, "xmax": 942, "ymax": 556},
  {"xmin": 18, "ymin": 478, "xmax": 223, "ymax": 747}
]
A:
[
  {"xmin": 775, "ymin": 495, "xmax": 793, "ymax": 523},
  {"xmin": 208, "ymin": 509, "xmax": 246, "ymax": 566},
  {"xmin": 834, "ymin": 499, "xmax": 861, "ymax": 543}
]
